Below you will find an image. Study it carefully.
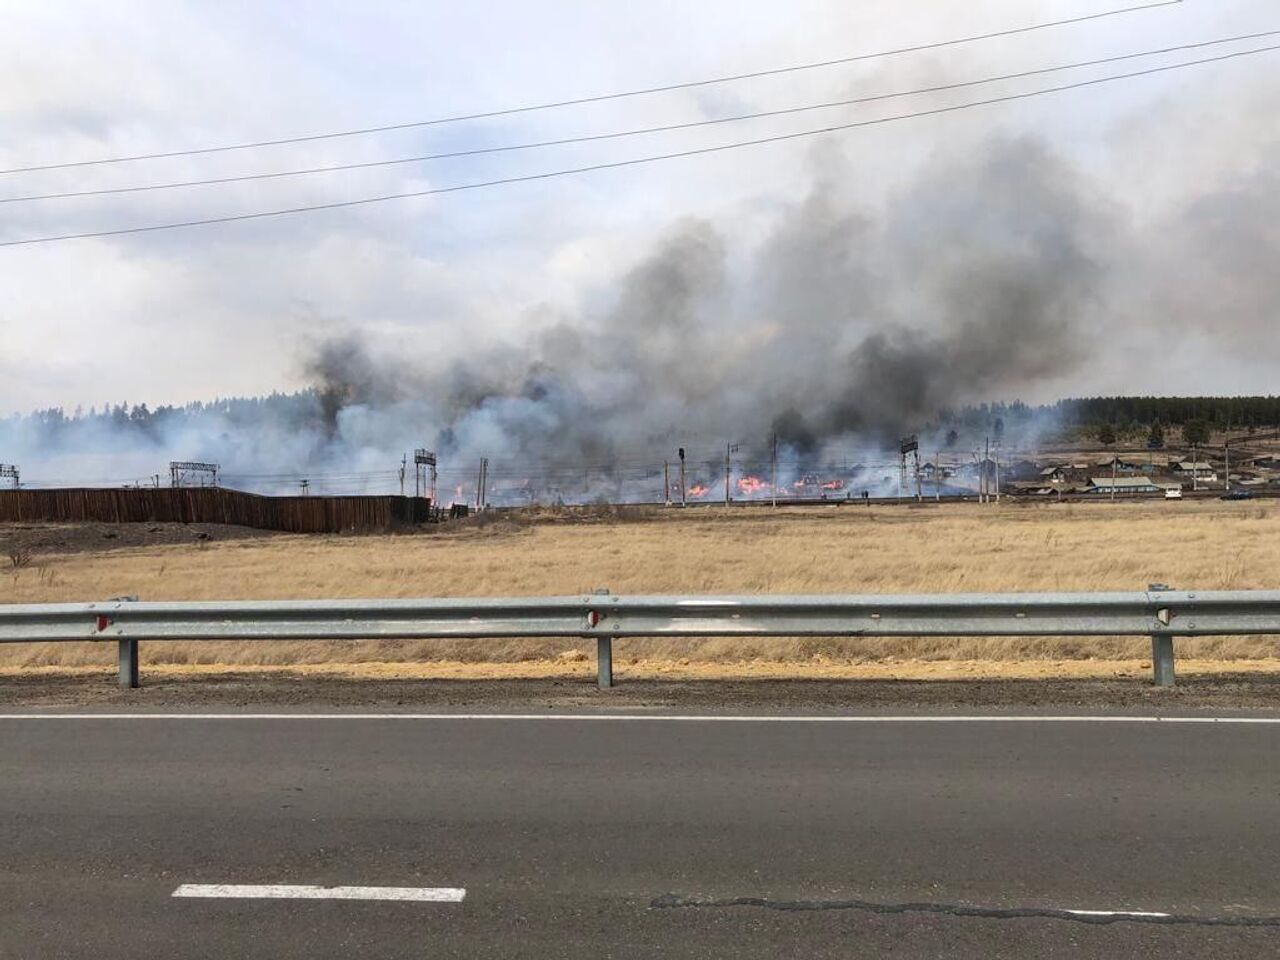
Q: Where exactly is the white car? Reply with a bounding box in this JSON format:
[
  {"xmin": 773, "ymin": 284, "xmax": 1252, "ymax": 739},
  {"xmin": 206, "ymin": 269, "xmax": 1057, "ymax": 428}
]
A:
[{"xmin": 1164, "ymin": 487, "xmax": 1184, "ymax": 500}]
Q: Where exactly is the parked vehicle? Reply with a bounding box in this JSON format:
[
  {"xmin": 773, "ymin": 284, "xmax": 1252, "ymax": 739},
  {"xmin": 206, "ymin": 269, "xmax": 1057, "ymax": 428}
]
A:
[
  {"xmin": 1164, "ymin": 487, "xmax": 1183, "ymax": 500},
  {"xmin": 1221, "ymin": 489, "xmax": 1254, "ymax": 500}
]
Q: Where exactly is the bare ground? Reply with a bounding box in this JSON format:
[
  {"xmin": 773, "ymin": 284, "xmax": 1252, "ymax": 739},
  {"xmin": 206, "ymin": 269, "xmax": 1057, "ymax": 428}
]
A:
[
  {"xmin": 6, "ymin": 666, "xmax": 1280, "ymax": 711},
  {"xmin": 0, "ymin": 520, "xmax": 282, "ymax": 555}
]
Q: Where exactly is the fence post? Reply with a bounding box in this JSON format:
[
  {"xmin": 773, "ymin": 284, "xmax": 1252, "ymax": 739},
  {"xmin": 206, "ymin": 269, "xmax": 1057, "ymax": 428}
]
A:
[{"xmin": 118, "ymin": 639, "xmax": 139, "ymax": 689}]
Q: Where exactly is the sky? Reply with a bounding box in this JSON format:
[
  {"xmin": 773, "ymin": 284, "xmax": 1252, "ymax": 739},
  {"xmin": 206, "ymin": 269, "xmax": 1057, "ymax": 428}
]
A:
[{"xmin": 1, "ymin": 0, "xmax": 1277, "ymax": 426}]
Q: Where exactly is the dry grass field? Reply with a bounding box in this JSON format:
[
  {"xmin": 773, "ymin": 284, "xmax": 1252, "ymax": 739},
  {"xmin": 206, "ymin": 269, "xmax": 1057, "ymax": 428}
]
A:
[{"xmin": 2, "ymin": 499, "xmax": 1278, "ymax": 672}]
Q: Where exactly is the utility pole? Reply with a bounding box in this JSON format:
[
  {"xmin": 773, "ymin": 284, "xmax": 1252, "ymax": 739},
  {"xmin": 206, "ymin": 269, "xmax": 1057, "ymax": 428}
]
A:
[
  {"xmin": 401, "ymin": 454, "xmax": 408, "ymax": 497},
  {"xmin": 725, "ymin": 444, "xmax": 731, "ymax": 505},
  {"xmin": 1192, "ymin": 444, "xmax": 1199, "ymax": 492},
  {"xmin": 678, "ymin": 447, "xmax": 687, "ymax": 507},
  {"xmin": 663, "ymin": 460, "xmax": 671, "ymax": 506},
  {"xmin": 1111, "ymin": 454, "xmax": 1117, "ymax": 504},
  {"xmin": 993, "ymin": 443, "xmax": 1001, "ymax": 503},
  {"xmin": 984, "ymin": 436, "xmax": 990, "ymax": 505},
  {"xmin": 724, "ymin": 443, "xmax": 738, "ymax": 505},
  {"xmin": 1224, "ymin": 441, "xmax": 1231, "ymax": 493},
  {"xmin": 476, "ymin": 458, "xmax": 489, "ymax": 510},
  {"xmin": 771, "ymin": 434, "xmax": 778, "ymax": 508},
  {"xmin": 935, "ymin": 451, "xmax": 941, "ymax": 502}
]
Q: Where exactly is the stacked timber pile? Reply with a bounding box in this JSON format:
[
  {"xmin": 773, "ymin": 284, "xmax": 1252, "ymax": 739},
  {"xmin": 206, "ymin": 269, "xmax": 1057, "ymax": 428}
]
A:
[{"xmin": 0, "ymin": 488, "xmax": 433, "ymax": 534}]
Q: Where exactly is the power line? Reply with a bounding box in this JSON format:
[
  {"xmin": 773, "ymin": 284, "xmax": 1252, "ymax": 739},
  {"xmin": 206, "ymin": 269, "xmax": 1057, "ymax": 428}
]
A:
[
  {"xmin": 2, "ymin": 41, "xmax": 1273, "ymax": 249},
  {"xmin": 0, "ymin": 1, "xmax": 1183, "ymax": 176},
  {"xmin": 7, "ymin": 27, "xmax": 1272, "ymax": 206}
]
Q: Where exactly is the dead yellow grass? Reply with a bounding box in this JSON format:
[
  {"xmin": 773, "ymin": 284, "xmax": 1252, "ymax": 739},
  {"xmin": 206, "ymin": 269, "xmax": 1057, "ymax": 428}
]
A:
[{"xmin": 2, "ymin": 500, "xmax": 1277, "ymax": 668}]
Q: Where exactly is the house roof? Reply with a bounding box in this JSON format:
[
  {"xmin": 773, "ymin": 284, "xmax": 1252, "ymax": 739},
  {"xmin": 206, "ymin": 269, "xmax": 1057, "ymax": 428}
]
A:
[
  {"xmin": 1176, "ymin": 461, "xmax": 1215, "ymax": 470},
  {"xmin": 1089, "ymin": 476, "xmax": 1158, "ymax": 489}
]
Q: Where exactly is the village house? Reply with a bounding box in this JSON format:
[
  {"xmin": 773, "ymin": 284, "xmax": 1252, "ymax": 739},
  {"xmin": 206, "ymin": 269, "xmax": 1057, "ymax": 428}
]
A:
[
  {"xmin": 1039, "ymin": 465, "xmax": 1068, "ymax": 483},
  {"xmin": 1094, "ymin": 456, "xmax": 1144, "ymax": 475},
  {"xmin": 1174, "ymin": 461, "xmax": 1218, "ymax": 483},
  {"xmin": 1087, "ymin": 476, "xmax": 1163, "ymax": 495}
]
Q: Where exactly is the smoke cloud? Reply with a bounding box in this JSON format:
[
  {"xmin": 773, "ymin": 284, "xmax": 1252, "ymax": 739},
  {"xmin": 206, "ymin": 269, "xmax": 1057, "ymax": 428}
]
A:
[
  {"xmin": 1, "ymin": 132, "xmax": 1268, "ymax": 502},
  {"xmin": 304, "ymin": 136, "xmax": 1113, "ymax": 464}
]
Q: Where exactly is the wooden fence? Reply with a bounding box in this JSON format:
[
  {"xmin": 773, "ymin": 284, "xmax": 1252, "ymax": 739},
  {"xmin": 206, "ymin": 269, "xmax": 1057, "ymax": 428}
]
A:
[{"xmin": 0, "ymin": 488, "xmax": 434, "ymax": 534}]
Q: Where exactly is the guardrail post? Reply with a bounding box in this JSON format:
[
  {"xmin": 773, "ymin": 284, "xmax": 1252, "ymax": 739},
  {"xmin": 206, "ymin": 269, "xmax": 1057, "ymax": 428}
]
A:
[
  {"xmin": 118, "ymin": 639, "xmax": 139, "ymax": 689},
  {"xmin": 591, "ymin": 588, "xmax": 614, "ymax": 690},
  {"xmin": 1148, "ymin": 583, "xmax": 1175, "ymax": 687},
  {"xmin": 1150, "ymin": 635, "xmax": 1175, "ymax": 688},
  {"xmin": 597, "ymin": 636, "xmax": 613, "ymax": 690}
]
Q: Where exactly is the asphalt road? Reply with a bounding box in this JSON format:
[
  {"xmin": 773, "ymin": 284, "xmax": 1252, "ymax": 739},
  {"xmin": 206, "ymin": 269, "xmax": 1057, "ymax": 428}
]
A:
[{"xmin": 3, "ymin": 712, "xmax": 1280, "ymax": 958}]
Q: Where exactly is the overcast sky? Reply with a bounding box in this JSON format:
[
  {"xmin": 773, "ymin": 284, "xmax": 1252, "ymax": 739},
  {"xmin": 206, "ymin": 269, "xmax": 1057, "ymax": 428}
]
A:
[{"xmin": 2, "ymin": 0, "xmax": 1277, "ymax": 417}]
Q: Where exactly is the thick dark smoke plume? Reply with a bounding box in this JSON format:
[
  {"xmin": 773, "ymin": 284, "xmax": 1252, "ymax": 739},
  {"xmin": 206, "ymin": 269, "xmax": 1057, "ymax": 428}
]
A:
[{"xmin": 306, "ymin": 136, "xmax": 1113, "ymax": 468}]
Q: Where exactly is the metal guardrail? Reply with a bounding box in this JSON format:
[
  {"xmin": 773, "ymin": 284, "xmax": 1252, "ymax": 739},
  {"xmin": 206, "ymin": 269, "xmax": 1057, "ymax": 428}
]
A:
[{"xmin": 1, "ymin": 588, "xmax": 1277, "ymax": 690}]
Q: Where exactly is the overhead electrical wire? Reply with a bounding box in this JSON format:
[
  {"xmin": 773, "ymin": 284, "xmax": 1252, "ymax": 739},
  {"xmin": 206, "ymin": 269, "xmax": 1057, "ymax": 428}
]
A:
[
  {"xmin": 2, "ymin": 41, "xmax": 1275, "ymax": 248},
  {"xmin": 0, "ymin": 0, "xmax": 1181, "ymax": 176},
  {"xmin": 5, "ymin": 27, "xmax": 1274, "ymax": 206}
]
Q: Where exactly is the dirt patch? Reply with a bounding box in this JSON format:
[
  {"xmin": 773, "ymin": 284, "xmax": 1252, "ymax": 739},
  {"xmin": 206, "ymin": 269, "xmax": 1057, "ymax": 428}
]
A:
[
  {"xmin": 5, "ymin": 657, "xmax": 1272, "ymax": 681},
  {"xmin": 5, "ymin": 660, "xmax": 1280, "ymax": 710},
  {"xmin": 0, "ymin": 521, "xmax": 283, "ymax": 557}
]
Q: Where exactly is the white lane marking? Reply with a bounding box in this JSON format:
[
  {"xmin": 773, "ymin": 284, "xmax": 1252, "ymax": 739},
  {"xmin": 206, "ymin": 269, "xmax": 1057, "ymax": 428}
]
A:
[
  {"xmin": 172, "ymin": 884, "xmax": 465, "ymax": 902},
  {"xmin": 1065, "ymin": 909, "xmax": 1171, "ymax": 918},
  {"xmin": 3, "ymin": 713, "xmax": 1280, "ymax": 723}
]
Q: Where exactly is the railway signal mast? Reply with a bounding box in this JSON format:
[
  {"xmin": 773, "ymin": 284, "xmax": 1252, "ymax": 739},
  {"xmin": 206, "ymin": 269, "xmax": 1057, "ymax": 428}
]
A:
[
  {"xmin": 414, "ymin": 449, "xmax": 438, "ymax": 502},
  {"xmin": 900, "ymin": 435, "xmax": 921, "ymax": 501},
  {"xmin": 0, "ymin": 464, "xmax": 18, "ymax": 490}
]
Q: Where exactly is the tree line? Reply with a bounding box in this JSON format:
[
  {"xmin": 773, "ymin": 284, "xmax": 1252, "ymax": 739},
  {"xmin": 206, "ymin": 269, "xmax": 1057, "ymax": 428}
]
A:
[
  {"xmin": 6, "ymin": 392, "xmax": 1277, "ymax": 451},
  {"xmin": 1051, "ymin": 396, "xmax": 1280, "ymax": 430}
]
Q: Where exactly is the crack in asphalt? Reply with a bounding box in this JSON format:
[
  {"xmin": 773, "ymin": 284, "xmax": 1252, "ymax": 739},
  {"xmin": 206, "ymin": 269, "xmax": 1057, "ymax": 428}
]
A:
[{"xmin": 650, "ymin": 894, "xmax": 1280, "ymax": 927}]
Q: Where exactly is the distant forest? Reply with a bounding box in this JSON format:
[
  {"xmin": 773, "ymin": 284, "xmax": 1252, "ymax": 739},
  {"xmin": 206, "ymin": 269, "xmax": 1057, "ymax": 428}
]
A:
[
  {"xmin": 1053, "ymin": 396, "xmax": 1280, "ymax": 430},
  {"xmin": 927, "ymin": 396, "xmax": 1280, "ymax": 443},
  {"xmin": 8, "ymin": 391, "xmax": 329, "ymax": 439}
]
